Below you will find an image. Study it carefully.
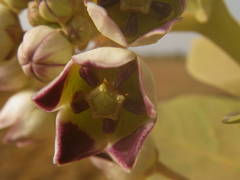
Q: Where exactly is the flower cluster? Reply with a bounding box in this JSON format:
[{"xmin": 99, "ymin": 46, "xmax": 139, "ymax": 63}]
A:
[{"xmin": 0, "ymin": 0, "xmax": 184, "ymax": 176}]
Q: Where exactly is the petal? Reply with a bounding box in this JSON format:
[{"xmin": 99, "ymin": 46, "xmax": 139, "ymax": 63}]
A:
[
  {"xmin": 106, "ymin": 121, "xmax": 154, "ymax": 170},
  {"xmin": 33, "ymin": 61, "xmax": 92, "ymax": 111},
  {"xmin": 137, "ymin": 57, "xmax": 157, "ymax": 119},
  {"xmin": 130, "ymin": 19, "xmax": 178, "ymax": 47},
  {"xmin": 33, "ymin": 63, "xmax": 71, "ymax": 111},
  {"xmin": 86, "ymin": 2, "xmax": 127, "ymax": 47},
  {"xmin": 72, "ymin": 47, "xmax": 136, "ymax": 68},
  {"xmin": 54, "ymin": 107, "xmax": 107, "ymax": 165}
]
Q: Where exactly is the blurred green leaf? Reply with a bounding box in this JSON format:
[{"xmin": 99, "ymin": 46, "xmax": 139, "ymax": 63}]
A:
[
  {"xmin": 185, "ymin": 0, "xmax": 216, "ymax": 23},
  {"xmin": 152, "ymin": 95, "xmax": 240, "ymax": 179},
  {"xmin": 187, "ymin": 37, "xmax": 240, "ymax": 96}
]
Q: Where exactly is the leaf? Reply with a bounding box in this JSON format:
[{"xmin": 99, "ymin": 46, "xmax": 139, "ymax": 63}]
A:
[
  {"xmin": 187, "ymin": 37, "xmax": 240, "ymax": 96},
  {"xmin": 152, "ymin": 95, "xmax": 240, "ymax": 179}
]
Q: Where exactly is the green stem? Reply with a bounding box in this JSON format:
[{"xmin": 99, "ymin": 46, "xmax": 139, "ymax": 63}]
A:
[
  {"xmin": 173, "ymin": 0, "xmax": 240, "ymax": 63},
  {"xmin": 154, "ymin": 161, "xmax": 189, "ymax": 180}
]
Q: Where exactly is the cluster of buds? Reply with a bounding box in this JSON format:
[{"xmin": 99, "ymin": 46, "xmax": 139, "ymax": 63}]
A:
[{"xmin": 0, "ymin": 0, "xmax": 185, "ymax": 177}]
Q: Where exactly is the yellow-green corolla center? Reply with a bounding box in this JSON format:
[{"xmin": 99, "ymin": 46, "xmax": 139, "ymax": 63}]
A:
[{"xmin": 87, "ymin": 81, "xmax": 125, "ymax": 120}]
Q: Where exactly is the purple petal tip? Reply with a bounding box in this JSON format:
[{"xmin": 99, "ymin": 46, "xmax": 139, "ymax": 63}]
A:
[
  {"xmin": 107, "ymin": 121, "xmax": 154, "ymax": 170},
  {"xmin": 54, "ymin": 120, "xmax": 100, "ymax": 165}
]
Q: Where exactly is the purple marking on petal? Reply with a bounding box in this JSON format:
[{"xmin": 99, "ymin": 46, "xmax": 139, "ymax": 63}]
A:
[
  {"xmin": 103, "ymin": 118, "xmax": 116, "ymax": 134},
  {"xmin": 114, "ymin": 60, "xmax": 137, "ymax": 89},
  {"xmin": 151, "ymin": 1, "xmax": 172, "ymax": 19},
  {"xmin": 71, "ymin": 91, "xmax": 89, "ymax": 113},
  {"xmin": 124, "ymin": 13, "xmax": 138, "ymax": 37},
  {"xmin": 107, "ymin": 121, "xmax": 154, "ymax": 170},
  {"xmin": 54, "ymin": 121, "xmax": 100, "ymax": 164},
  {"xmin": 123, "ymin": 98, "xmax": 146, "ymax": 115},
  {"xmin": 98, "ymin": 0, "xmax": 120, "ymax": 7},
  {"xmin": 33, "ymin": 65, "xmax": 70, "ymax": 111},
  {"xmin": 79, "ymin": 65, "xmax": 99, "ymax": 87}
]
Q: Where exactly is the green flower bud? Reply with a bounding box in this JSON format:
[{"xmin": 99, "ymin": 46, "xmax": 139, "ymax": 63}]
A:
[
  {"xmin": 0, "ymin": 3, "xmax": 22, "ymax": 62},
  {"xmin": 39, "ymin": 0, "xmax": 79, "ymax": 23},
  {"xmin": 65, "ymin": 9, "xmax": 99, "ymax": 49},
  {"xmin": 18, "ymin": 25, "xmax": 73, "ymax": 82},
  {"xmin": 2, "ymin": 0, "xmax": 30, "ymax": 12},
  {"xmin": 27, "ymin": 1, "xmax": 49, "ymax": 26}
]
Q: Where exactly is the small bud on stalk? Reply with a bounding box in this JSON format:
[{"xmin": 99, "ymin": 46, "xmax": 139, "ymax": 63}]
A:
[
  {"xmin": 65, "ymin": 7, "xmax": 99, "ymax": 49},
  {"xmin": 27, "ymin": 1, "xmax": 49, "ymax": 26},
  {"xmin": 18, "ymin": 25, "xmax": 73, "ymax": 82},
  {"xmin": 0, "ymin": 4, "xmax": 22, "ymax": 62}
]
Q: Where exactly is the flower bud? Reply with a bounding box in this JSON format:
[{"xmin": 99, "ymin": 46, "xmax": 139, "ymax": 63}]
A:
[
  {"xmin": 65, "ymin": 9, "xmax": 99, "ymax": 49},
  {"xmin": 27, "ymin": 1, "xmax": 49, "ymax": 26},
  {"xmin": 0, "ymin": 3, "xmax": 22, "ymax": 62},
  {"xmin": 2, "ymin": 0, "xmax": 30, "ymax": 12},
  {"xmin": 0, "ymin": 91, "xmax": 54, "ymax": 147},
  {"xmin": 18, "ymin": 25, "xmax": 73, "ymax": 82},
  {"xmin": 0, "ymin": 57, "xmax": 28, "ymax": 91},
  {"xmin": 33, "ymin": 47, "xmax": 157, "ymax": 170},
  {"xmin": 38, "ymin": 0, "xmax": 79, "ymax": 23}
]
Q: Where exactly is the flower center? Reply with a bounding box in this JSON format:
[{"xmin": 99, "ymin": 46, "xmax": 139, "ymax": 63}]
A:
[{"xmin": 87, "ymin": 80, "xmax": 125, "ymax": 120}]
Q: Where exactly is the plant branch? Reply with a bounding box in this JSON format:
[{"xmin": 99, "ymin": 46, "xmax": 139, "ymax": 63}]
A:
[
  {"xmin": 173, "ymin": 0, "xmax": 240, "ymax": 63},
  {"xmin": 154, "ymin": 161, "xmax": 189, "ymax": 180}
]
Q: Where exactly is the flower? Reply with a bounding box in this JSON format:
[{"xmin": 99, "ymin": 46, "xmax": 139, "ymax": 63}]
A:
[
  {"xmin": 0, "ymin": 91, "xmax": 54, "ymax": 147},
  {"xmin": 18, "ymin": 25, "xmax": 73, "ymax": 83},
  {"xmin": 33, "ymin": 47, "xmax": 157, "ymax": 170},
  {"xmin": 85, "ymin": 0, "xmax": 185, "ymax": 46},
  {"xmin": 0, "ymin": 3, "xmax": 22, "ymax": 62}
]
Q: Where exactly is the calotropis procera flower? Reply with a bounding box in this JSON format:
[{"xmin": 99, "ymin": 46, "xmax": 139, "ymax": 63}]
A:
[
  {"xmin": 0, "ymin": 91, "xmax": 54, "ymax": 147},
  {"xmin": 85, "ymin": 0, "xmax": 185, "ymax": 46},
  {"xmin": 33, "ymin": 47, "xmax": 157, "ymax": 170},
  {"xmin": 0, "ymin": 3, "xmax": 22, "ymax": 62},
  {"xmin": 18, "ymin": 25, "xmax": 74, "ymax": 83},
  {"xmin": 38, "ymin": 0, "xmax": 80, "ymax": 23}
]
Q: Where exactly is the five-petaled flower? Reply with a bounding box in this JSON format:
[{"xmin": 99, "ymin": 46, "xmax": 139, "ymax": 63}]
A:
[
  {"xmin": 86, "ymin": 0, "xmax": 185, "ymax": 46},
  {"xmin": 33, "ymin": 47, "xmax": 157, "ymax": 170}
]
